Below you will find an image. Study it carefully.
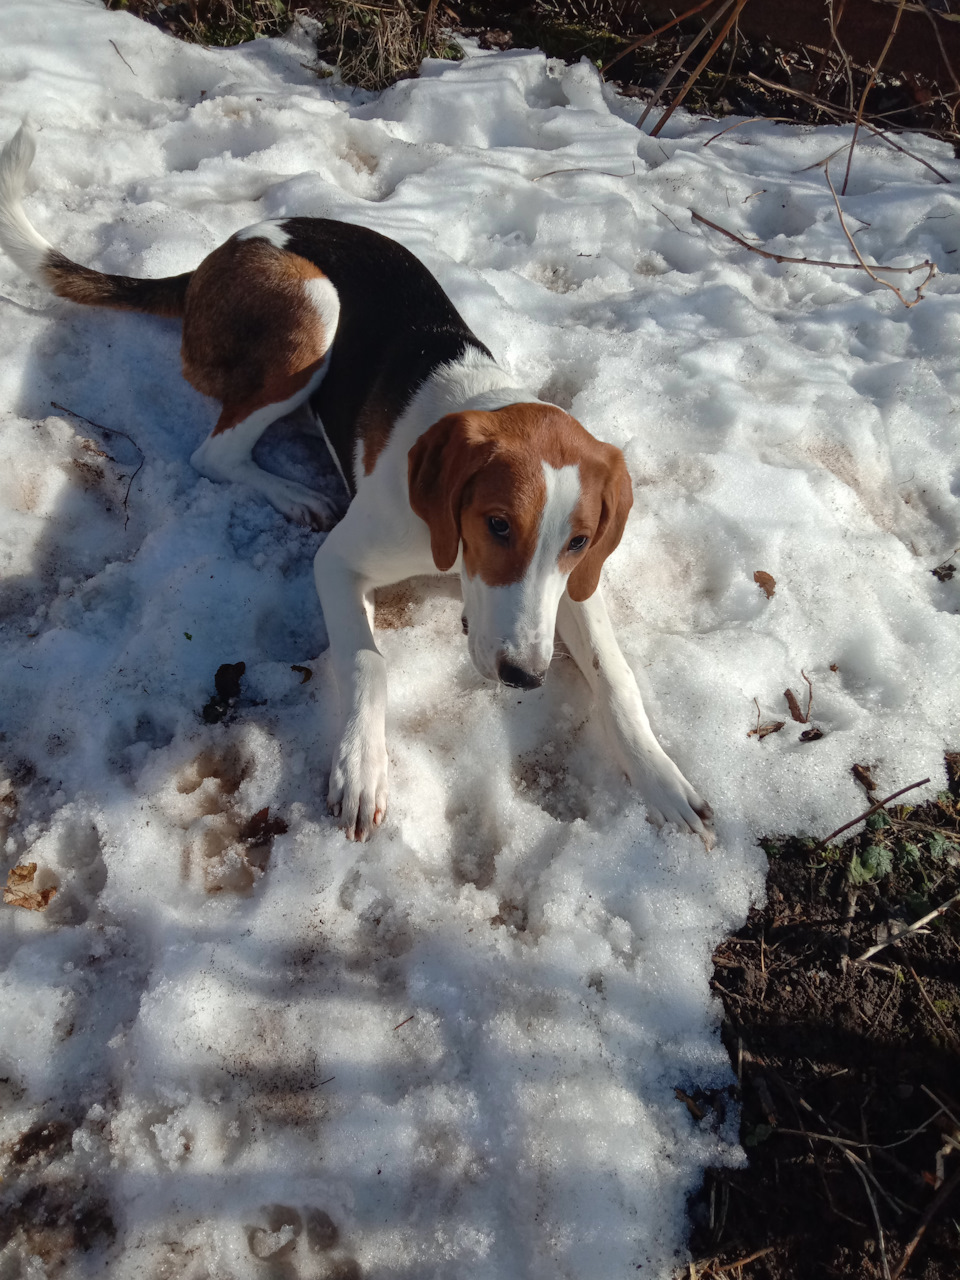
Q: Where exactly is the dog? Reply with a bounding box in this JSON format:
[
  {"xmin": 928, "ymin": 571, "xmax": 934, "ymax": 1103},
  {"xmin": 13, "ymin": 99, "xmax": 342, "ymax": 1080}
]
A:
[{"xmin": 0, "ymin": 123, "xmax": 714, "ymax": 848}]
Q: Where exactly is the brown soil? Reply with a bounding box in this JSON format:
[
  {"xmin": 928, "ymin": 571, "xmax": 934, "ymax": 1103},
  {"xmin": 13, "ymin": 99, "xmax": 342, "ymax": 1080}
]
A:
[{"xmin": 686, "ymin": 767, "xmax": 960, "ymax": 1280}]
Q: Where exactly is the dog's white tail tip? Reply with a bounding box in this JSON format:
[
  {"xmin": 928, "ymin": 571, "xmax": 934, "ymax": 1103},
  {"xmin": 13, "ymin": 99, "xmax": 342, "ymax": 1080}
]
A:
[{"xmin": 0, "ymin": 118, "xmax": 54, "ymax": 283}]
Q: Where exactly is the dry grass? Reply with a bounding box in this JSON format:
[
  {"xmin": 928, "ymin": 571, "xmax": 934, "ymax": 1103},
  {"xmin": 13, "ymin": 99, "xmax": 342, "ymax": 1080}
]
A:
[
  {"xmin": 315, "ymin": 0, "xmax": 454, "ymax": 92},
  {"xmin": 108, "ymin": 0, "xmax": 459, "ymax": 87}
]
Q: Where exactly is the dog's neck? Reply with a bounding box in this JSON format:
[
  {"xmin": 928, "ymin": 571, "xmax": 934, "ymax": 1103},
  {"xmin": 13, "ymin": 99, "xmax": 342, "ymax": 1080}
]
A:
[{"xmin": 412, "ymin": 347, "xmax": 540, "ymax": 427}]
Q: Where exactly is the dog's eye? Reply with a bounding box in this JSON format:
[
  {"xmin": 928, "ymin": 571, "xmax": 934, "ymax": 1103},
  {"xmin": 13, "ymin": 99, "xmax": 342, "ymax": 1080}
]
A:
[
  {"xmin": 488, "ymin": 516, "xmax": 510, "ymax": 539},
  {"xmin": 568, "ymin": 535, "xmax": 589, "ymax": 552}
]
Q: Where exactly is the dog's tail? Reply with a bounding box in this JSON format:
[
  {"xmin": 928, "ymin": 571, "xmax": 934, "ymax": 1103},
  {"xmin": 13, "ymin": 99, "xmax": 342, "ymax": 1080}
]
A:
[{"xmin": 0, "ymin": 122, "xmax": 192, "ymax": 318}]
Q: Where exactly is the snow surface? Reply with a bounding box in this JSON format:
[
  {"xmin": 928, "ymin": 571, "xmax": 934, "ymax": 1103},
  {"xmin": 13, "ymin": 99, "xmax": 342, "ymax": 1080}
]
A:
[{"xmin": 1, "ymin": 1, "xmax": 959, "ymax": 1276}]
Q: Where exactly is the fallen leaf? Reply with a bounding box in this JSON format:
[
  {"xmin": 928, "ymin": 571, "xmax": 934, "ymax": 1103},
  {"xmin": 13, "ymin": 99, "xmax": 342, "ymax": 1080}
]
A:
[
  {"xmin": 784, "ymin": 688, "xmax": 806, "ymax": 723},
  {"xmin": 753, "ymin": 570, "xmax": 776, "ymax": 599},
  {"xmin": 749, "ymin": 720, "xmax": 786, "ymax": 740},
  {"xmin": 675, "ymin": 1087, "xmax": 705, "ymax": 1120},
  {"xmin": 291, "ymin": 664, "xmax": 312, "ymax": 684},
  {"xmin": 3, "ymin": 862, "xmax": 56, "ymax": 911},
  {"xmin": 799, "ymin": 727, "xmax": 824, "ymax": 742},
  {"xmin": 852, "ymin": 763, "xmax": 877, "ymax": 792}
]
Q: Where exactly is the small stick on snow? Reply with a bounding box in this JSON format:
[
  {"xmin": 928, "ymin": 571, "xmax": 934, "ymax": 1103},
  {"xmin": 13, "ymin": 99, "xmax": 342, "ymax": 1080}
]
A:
[
  {"xmin": 534, "ymin": 166, "xmax": 636, "ymax": 181},
  {"xmin": 654, "ymin": 204, "xmax": 695, "ymax": 236},
  {"xmin": 690, "ymin": 211, "xmax": 935, "ymax": 288},
  {"xmin": 854, "ymin": 890, "xmax": 960, "ymax": 964},
  {"xmin": 109, "ymin": 40, "xmax": 136, "ymax": 76},
  {"xmin": 814, "ymin": 778, "xmax": 931, "ymax": 851},
  {"xmin": 703, "ymin": 116, "xmax": 793, "ymax": 146},
  {"xmin": 51, "ymin": 400, "xmax": 145, "ymax": 529},
  {"xmin": 824, "ymin": 163, "xmax": 937, "ymax": 308}
]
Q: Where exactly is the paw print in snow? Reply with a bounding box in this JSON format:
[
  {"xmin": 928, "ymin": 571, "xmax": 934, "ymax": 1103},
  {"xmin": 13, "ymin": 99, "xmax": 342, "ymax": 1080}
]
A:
[{"xmin": 245, "ymin": 1205, "xmax": 360, "ymax": 1280}]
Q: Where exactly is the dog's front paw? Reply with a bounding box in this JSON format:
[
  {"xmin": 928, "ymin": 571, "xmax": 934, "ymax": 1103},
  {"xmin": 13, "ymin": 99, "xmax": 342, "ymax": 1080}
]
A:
[
  {"xmin": 641, "ymin": 764, "xmax": 714, "ymax": 850},
  {"xmin": 619, "ymin": 745, "xmax": 715, "ymax": 850},
  {"xmin": 327, "ymin": 730, "xmax": 388, "ymax": 843}
]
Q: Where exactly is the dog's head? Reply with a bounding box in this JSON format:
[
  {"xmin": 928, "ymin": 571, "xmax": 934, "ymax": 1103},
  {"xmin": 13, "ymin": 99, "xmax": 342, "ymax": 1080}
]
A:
[{"xmin": 408, "ymin": 403, "xmax": 632, "ymax": 688}]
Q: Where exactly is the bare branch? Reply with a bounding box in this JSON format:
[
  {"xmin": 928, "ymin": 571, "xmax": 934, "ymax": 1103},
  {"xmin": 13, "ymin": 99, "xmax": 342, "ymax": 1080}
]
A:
[
  {"xmin": 824, "ymin": 162, "xmax": 936, "ymax": 307},
  {"xmin": 842, "ymin": 0, "xmax": 908, "ymax": 195},
  {"xmin": 650, "ymin": 0, "xmax": 750, "ymax": 139},
  {"xmin": 815, "ymin": 778, "xmax": 932, "ymax": 850},
  {"xmin": 602, "ymin": 0, "xmax": 718, "ymax": 76},
  {"xmin": 690, "ymin": 210, "xmax": 935, "ymax": 288},
  {"xmin": 638, "ymin": 0, "xmax": 737, "ymax": 132}
]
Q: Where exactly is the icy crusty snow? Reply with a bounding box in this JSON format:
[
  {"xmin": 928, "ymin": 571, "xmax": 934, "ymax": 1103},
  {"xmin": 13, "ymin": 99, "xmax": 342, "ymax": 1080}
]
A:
[{"xmin": 1, "ymin": 0, "xmax": 959, "ymax": 1276}]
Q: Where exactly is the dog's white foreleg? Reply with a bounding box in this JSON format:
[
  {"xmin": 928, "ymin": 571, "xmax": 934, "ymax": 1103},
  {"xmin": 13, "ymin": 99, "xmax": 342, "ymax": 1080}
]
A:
[
  {"xmin": 313, "ymin": 540, "xmax": 389, "ymax": 842},
  {"xmin": 556, "ymin": 588, "xmax": 715, "ymax": 848}
]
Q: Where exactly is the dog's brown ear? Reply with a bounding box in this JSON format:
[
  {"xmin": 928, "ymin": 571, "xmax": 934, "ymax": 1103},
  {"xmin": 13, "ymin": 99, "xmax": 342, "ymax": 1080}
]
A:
[
  {"xmin": 408, "ymin": 413, "xmax": 494, "ymax": 571},
  {"xmin": 567, "ymin": 447, "xmax": 633, "ymax": 602}
]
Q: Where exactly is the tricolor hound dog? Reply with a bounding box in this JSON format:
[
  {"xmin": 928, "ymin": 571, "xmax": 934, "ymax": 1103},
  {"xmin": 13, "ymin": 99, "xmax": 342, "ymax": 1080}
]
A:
[{"xmin": 0, "ymin": 124, "xmax": 714, "ymax": 848}]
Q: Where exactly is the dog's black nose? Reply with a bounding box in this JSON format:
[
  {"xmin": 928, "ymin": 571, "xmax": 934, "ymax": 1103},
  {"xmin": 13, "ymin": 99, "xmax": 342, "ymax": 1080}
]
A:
[
  {"xmin": 498, "ymin": 659, "xmax": 544, "ymax": 690},
  {"xmin": 461, "ymin": 615, "xmax": 469, "ymax": 635}
]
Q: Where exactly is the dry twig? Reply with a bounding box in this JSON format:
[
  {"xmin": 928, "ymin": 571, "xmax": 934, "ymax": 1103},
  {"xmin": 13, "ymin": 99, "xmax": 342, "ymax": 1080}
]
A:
[
  {"xmin": 650, "ymin": 0, "xmax": 750, "ymax": 138},
  {"xmin": 109, "ymin": 39, "xmax": 136, "ymax": 75},
  {"xmin": 909, "ymin": 965, "xmax": 960, "ymax": 1052},
  {"xmin": 784, "ymin": 670, "xmax": 813, "ymax": 723},
  {"xmin": 855, "ymin": 890, "xmax": 960, "ymax": 964},
  {"xmin": 51, "ymin": 400, "xmax": 144, "ymax": 528},
  {"xmin": 843, "ymin": 1146, "xmax": 893, "ymax": 1280},
  {"xmin": 638, "ymin": 0, "xmax": 737, "ymax": 132},
  {"xmin": 689, "ymin": 210, "xmax": 935, "ymax": 286},
  {"xmin": 703, "ymin": 115, "xmax": 793, "ymax": 145},
  {"xmin": 814, "ymin": 778, "xmax": 931, "ymax": 851},
  {"xmin": 745, "ymin": 71, "xmax": 952, "ymax": 183},
  {"xmin": 841, "ymin": 0, "xmax": 908, "ymax": 196},
  {"xmin": 824, "ymin": 162, "xmax": 936, "ymax": 307},
  {"xmin": 602, "ymin": 0, "xmax": 718, "ymax": 76},
  {"xmin": 890, "ymin": 1165, "xmax": 960, "ymax": 1280},
  {"xmin": 827, "ymin": 0, "xmax": 855, "ymax": 113}
]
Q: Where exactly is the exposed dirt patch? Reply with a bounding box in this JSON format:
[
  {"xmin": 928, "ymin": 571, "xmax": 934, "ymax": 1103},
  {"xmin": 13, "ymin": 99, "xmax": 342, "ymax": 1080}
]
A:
[{"xmin": 686, "ymin": 769, "xmax": 960, "ymax": 1280}]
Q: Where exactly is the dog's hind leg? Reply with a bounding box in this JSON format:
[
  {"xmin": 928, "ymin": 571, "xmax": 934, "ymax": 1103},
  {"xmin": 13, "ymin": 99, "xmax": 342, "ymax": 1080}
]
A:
[
  {"xmin": 182, "ymin": 234, "xmax": 343, "ymax": 528},
  {"xmin": 191, "ymin": 370, "xmax": 340, "ymax": 529}
]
